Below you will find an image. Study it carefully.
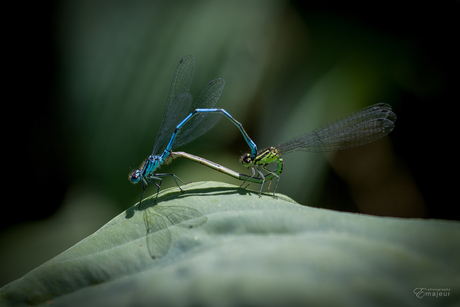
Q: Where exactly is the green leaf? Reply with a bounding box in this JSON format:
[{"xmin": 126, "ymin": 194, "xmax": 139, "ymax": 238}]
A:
[{"xmin": 1, "ymin": 182, "xmax": 459, "ymax": 306}]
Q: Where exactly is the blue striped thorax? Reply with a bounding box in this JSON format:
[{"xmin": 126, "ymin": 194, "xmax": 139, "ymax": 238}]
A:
[{"xmin": 129, "ymin": 153, "xmax": 168, "ymax": 184}]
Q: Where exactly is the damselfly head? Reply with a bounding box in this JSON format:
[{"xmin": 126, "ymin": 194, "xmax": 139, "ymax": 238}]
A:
[
  {"xmin": 129, "ymin": 159, "xmax": 147, "ymax": 183},
  {"xmin": 240, "ymin": 153, "xmax": 252, "ymax": 167},
  {"xmin": 129, "ymin": 169, "xmax": 141, "ymax": 184}
]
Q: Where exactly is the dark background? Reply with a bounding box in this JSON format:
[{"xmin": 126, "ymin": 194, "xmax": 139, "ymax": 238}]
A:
[{"xmin": 2, "ymin": 0, "xmax": 458, "ymax": 286}]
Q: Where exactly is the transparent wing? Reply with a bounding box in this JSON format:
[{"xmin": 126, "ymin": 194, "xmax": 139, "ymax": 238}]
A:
[
  {"xmin": 152, "ymin": 93, "xmax": 193, "ymax": 155},
  {"xmin": 154, "ymin": 205, "xmax": 207, "ymax": 228},
  {"xmin": 143, "ymin": 207, "xmax": 171, "ymax": 259},
  {"xmin": 151, "ymin": 55, "xmax": 195, "ymax": 155},
  {"xmin": 166, "ymin": 55, "xmax": 195, "ymax": 107},
  {"xmin": 278, "ymin": 103, "xmax": 396, "ymax": 154},
  {"xmin": 173, "ymin": 78, "xmax": 225, "ymax": 149}
]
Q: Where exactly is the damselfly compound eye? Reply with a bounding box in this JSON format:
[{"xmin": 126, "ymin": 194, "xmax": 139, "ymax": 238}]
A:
[
  {"xmin": 240, "ymin": 153, "xmax": 252, "ymax": 166},
  {"xmin": 129, "ymin": 170, "xmax": 141, "ymax": 184}
]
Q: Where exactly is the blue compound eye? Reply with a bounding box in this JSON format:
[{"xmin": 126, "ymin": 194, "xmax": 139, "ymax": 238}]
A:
[{"xmin": 129, "ymin": 170, "xmax": 141, "ymax": 183}]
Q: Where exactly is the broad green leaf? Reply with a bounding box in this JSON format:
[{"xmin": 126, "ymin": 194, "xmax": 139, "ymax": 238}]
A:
[{"xmin": 1, "ymin": 182, "xmax": 459, "ymax": 306}]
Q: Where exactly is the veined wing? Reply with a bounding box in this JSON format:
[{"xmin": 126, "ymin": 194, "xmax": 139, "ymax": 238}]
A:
[
  {"xmin": 173, "ymin": 78, "xmax": 225, "ymax": 149},
  {"xmin": 154, "ymin": 205, "xmax": 207, "ymax": 228},
  {"xmin": 143, "ymin": 207, "xmax": 171, "ymax": 259},
  {"xmin": 152, "ymin": 55, "xmax": 195, "ymax": 155},
  {"xmin": 278, "ymin": 103, "xmax": 396, "ymax": 154},
  {"xmin": 152, "ymin": 93, "xmax": 193, "ymax": 155},
  {"xmin": 166, "ymin": 55, "xmax": 195, "ymax": 107}
]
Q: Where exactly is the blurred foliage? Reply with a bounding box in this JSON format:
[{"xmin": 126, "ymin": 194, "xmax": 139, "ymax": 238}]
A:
[{"xmin": 2, "ymin": 0, "xmax": 458, "ymax": 288}]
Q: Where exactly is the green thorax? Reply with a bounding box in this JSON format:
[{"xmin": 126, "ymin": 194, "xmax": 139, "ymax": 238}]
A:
[{"xmin": 254, "ymin": 147, "xmax": 281, "ymax": 166}]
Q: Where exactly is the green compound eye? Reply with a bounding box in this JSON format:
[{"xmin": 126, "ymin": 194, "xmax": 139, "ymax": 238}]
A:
[{"xmin": 240, "ymin": 153, "xmax": 252, "ymax": 166}]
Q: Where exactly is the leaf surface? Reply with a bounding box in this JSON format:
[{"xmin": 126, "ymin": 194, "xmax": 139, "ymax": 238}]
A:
[{"xmin": 1, "ymin": 182, "xmax": 459, "ymax": 307}]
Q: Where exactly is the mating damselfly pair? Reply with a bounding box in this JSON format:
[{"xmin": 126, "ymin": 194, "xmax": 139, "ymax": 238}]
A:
[
  {"xmin": 129, "ymin": 55, "xmax": 396, "ymax": 258},
  {"xmin": 130, "ymin": 55, "xmax": 396, "ymax": 203}
]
